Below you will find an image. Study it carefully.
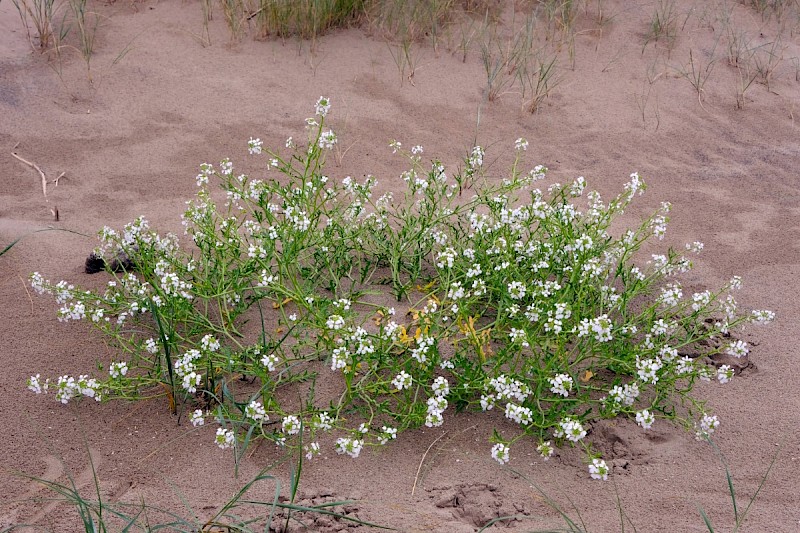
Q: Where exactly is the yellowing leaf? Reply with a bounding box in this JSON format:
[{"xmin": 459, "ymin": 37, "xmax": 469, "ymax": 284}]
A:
[
  {"xmin": 580, "ymin": 370, "xmax": 594, "ymax": 383},
  {"xmin": 271, "ymin": 297, "xmax": 292, "ymax": 309}
]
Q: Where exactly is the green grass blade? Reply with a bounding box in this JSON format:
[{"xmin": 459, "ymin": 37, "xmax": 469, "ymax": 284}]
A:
[{"xmin": 697, "ymin": 505, "xmax": 714, "ymax": 532}]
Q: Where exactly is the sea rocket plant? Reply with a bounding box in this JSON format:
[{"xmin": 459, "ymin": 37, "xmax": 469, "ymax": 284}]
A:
[{"xmin": 26, "ymin": 98, "xmax": 774, "ymax": 479}]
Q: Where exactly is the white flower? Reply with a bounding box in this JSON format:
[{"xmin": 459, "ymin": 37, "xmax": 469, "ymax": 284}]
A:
[
  {"xmin": 751, "ymin": 309, "xmax": 775, "ymax": 325},
  {"xmin": 717, "ymin": 365, "xmax": 734, "ymax": 384},
  {"xmin": 109, "ymin": 362, "xmax": 128, "ymax": 379},
  {"xmin": 145, "ymin": 338, "xmax": 159, "ymax": 354},
  {"xmin": 55, "ymin": 375, "xmax": 78, "ymax": 403},
  {"xmin": 691, "ymin": 291, "xmax": 711, "ymax": 312},
  {"xmin": 312, "ymin": 412, "xmax": 334, "ymax": 431},
  {"xmin": 480, "ymin": 394, "xmax": 495, "ymax": 411},
  {"xmin": 27, "ymin": 374, "xmax": 49, "ymax": 394},
  {"xmin": 431, "ymin": 376, "xmax": 449, "ymax": 397},
  {"xmin": 282, "ymin": 415, "xmax": 302, "ymax": 435},
  {"xmin": 248, "ymin": 138, "xmax": 263, "ymax": 155},
  {"xmin": 726, "ymin": 340, "xmax": 749, "ymax": 358},
  {"xmin": 489, "ymin": 375, "xmax": 531, "ymax": 403},
  {"xmin": 305, "ymin": 442, "xmax": 321, "ymax": 459},
  {"xmin": 507, "ymin": 281, "xmax": 527, "ymax": 300},
  {"xmin": 335, "ymin": 437, "xmax": 363, "ymax": 458},
  {"xmin": 491, "ymin": 443, "xmax": 510, "ymax": 464},
  {"xmin": 577, "ymin": 315, "xmax": 613, "ymax": 342},
  {"xmin": 377, "ymin": 426, "xmax": 397, "ymax": 445},
  {"xmin": 588, "ymin": 458, "xmax": 609, "ymax": 480},
  {"xmin": 548, "ymin": 373, "xmax": 573, "ymax": 397},
  {"xmin": 509, "ymin": 327, "xmax": 529, "ymax": 347},
  {"xmin": 695, "ymin": 414, "xmax": 720, "ymax": 440},
  {"xmin": 215, "ymin": 428, "xmax": 235, "ymax": 449},
  {"xmin": 537, "ymin": 441, "xmax": 554, "ymax": 460},
  {"xmin": 514, "ymin": 137, "xmax": 529, "ymax": 151},
  {"xmin": 685, "ymin": 241, "xmax": 704, "ymax": 253},
  {"xmin": 326, "ymin": 314, "xmax": 345, "ymax": 330},
  {"xmin": 636, "ymin": 357, "xmax": 662, "ymax": 384},
  {"xmin": 315, "ymin": 96, "xmax": 331, "ymax": 117},
  {"xmin": 635, "ymin": 409, "xmax": 655, "ymax": 430},
  {"xmin": 557, "ymin": 417, "xmax": 586, "ymax": 443},
  {"xmin": 246, "ymin": 400, "xmax": 268, "ymax": 422},
  {"xmin": 182, "ymin": 371, "xmax": 201, "ymax": 393},
  {"xmin": 261, "ymin": 353, "xmax": 279, "ymax": 372},
  {"xmin": 190, "ymin": 409, "xmax": 205, "ymax": 427},
  {"xmin": 425, "ymin": 411, "xmax": 444, "ymax": 427},
  {"xmin": 331, "ymin": 346, "xmax": 349, "ymax": 371},
  {"xmin": 392, "ymin": 370, "xmax": 412, "ymax": 391},
  {"xmin": 200, "ymin": 334, "xmax": 220, "ymax": 352},
  {"xmin": 504, "ymin": 402, "xmax": 533, "ymax": 425},
  {"xmin": 318, "ymin": 129, "xmax": 337, "ymax": 150}
]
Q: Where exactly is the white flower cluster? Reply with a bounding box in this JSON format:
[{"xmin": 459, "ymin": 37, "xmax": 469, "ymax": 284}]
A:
[
  {"xmin": 216, "ymin": 428, "xmax": 235, "ymax": 449},
  {"xmin": 425, "ymin": 376, "xmax": 450, "ymax": 427},
  {"xmin": 695, "ymin": 414, "xmax": 720, "ymax": 440},
  {"xmin": 491, "ymin": 443, "xmax": 510, "ymax": 464},
  {"xmin": 377, "ymin": 426, "xmax": 398, "ymax": 445},
  {"xmin": 548, "ymin": 373, "xmax": 573, "ymax": 397},
  {"xmin": 411, "ymin": 335, "xmax": 435, "ymax": 364},
  {"xmin": 635, "ymin": 409, "xmax": 655, "ymax": 429},
  {"xmin": 247, "ymin": 138, "xmax": 263, "ymax": 155},
  {"xmin": 544, "ymin": 303, "xmax": 571, "ymax": 334},
  {"xmin": 575, "ymin": 314, "xmax": 613, "ymax": 342},
  {"xmin": 589, "ymin": 458, "xmax": 609, "ymax": 480},
  {"xmin": 658, "ymin": 282, "xmax": 683, "ymax": 307},
  {"xmin": 436, "ymin": 248, "xmax": 456, "ymax": 269},
  {"xmin": 751, "ymin": 309, "xmax": 775, "ymax": 324},
  {"xmin": 315, "ymin": 96, "xmax": 331, "ymax": 117},
  {"xmin": 326, "ymin": 314, "xmax": 345, "ymax": 330},
  {"xmin": 636, "ymin": 357, "xmax": 663, "ymax": 384},
  {"xmin": 246, "ymin": 400, "xmax": 268, "ymax": 422},
  {"xmin": 602, "ymin": 382, "xmax": 640, "ymax": 412},
  {"xmin": 174, "ymin": 349, "xmax": 202, "ymax": 393},
  {"xmin": 109, "ymin": 362, "xmax": 128, "ymax": 379},
  {"xmin": 312, "ymin": 411, "xmax": 334, "ymax": 431},
  {"xmin": 504, "ymin": 402, "xmax": 533, "ymax": 425},
  {"xmin": 331, "ymin": 346, "xmax": 349, "ymax": 371},
  {"xmin": 305, "ymin": 442, "xmax": 321, "ymax": 459},
  {"xmin": 335, "ymin": 437, "xmax": 363, "ymax": 458},
  {"xmin": 537, "ymin": 441, "xmax": 554, "ymax": 460},
  {"xmin": 318, "ymin": 130, "xmax": 337, "ymax": 150},
  {"xmin": 392, "ymin": 370, "xmax": 412, "ymax": 390},
  {"xmin": 726, "ymin": 340, "xmax": 749, "ymax": 358},
  {"xmin": 53, "ymin": 375, "xmax": 102, "ymax": 404},
  {"xmin": 555, "ymin": 417, "xmax": 586, "ymax": 443},
  {"xmin": 154, "ymin": 260, "xmax": 193, "ymax": 300},
  {"xmin": 466, "ymin": 146, "xmax": 484, "ymax": 176},
  {"xmin": 190, "ymin": 409, "xmax": 205, "ymax": 427},
  {"xmin": 282, "ymin": 415, "xmax": 301, "ymax": 435}
]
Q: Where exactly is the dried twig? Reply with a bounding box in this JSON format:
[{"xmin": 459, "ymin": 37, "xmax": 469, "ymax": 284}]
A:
[
  {"xmin": 52, "ymin": 172, "xmax": 66, "ymax": 186},
  {"xmin": 11, "ymin": 151, "xmax": 48, "ymax": 200},
  {"xmin": 411, "ymin": 430, "xmax": 449, "ymax": 496}
]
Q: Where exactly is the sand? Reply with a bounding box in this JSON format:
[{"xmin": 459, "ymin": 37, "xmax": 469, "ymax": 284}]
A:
[{"xmin": 1, "ymin": 0, "xmax": 799, "ymax": 531}]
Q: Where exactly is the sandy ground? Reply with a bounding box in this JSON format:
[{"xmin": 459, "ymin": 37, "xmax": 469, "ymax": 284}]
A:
[{"xmin": 1, "ymin": 0, "xmax": 799, "ymax": 531}]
